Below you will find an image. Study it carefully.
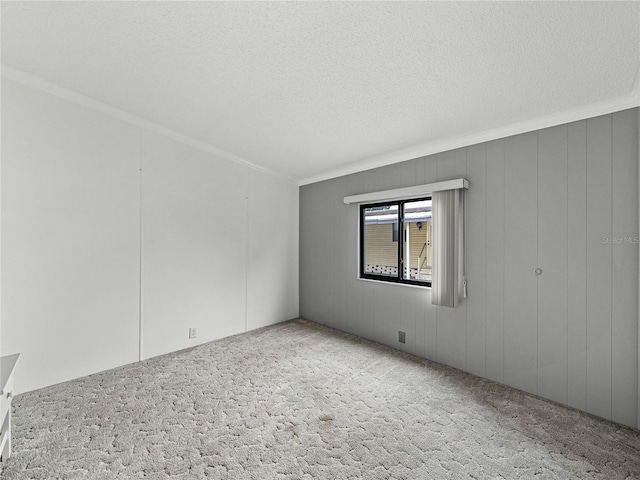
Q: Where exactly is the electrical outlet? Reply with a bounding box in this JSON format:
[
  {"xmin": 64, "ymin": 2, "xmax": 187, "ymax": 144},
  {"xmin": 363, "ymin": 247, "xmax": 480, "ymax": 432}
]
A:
[
  {"xmin": 189, "ymin": 327, "xmax": 197, "ymax": 339},
  {"xmin": 398, "ymin": 331, "xmax": 406, "ymax": 344}
]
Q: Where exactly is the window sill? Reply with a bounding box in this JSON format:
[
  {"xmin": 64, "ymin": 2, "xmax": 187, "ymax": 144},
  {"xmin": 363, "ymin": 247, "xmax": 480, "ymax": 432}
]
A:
[{"xmin": 357, "ymin": 276, "xmax": 431, "ymax": 290}]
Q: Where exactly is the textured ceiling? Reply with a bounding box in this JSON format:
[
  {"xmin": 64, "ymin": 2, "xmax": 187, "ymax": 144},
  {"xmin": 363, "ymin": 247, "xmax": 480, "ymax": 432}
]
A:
[{"xmin": 2, "ymin": 1, "xmax": 639, "ymax": 184}]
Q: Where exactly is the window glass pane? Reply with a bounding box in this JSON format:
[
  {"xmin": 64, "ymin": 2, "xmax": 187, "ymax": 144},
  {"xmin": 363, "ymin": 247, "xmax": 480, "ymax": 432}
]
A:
[
  {"xmin": 363, "ymin": 204, "xmax": 398, "ymax": 278},
  {"xmin": 402, "ymin": 199, "xmax": 432, "ymax": 282}
]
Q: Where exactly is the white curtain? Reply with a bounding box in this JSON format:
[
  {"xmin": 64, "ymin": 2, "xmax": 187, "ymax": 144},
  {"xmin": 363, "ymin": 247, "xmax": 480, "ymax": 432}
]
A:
[{"xmin": 431, "ymin": 188, "xmax": 464, "ymax": 307}]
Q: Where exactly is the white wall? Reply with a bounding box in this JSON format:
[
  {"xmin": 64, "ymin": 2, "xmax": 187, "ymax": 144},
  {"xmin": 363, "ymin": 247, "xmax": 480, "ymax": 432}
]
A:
[
  {"xmin": 1, "ymin": 79, "xmax": 141, "ymax": 392},
  {"xmin": 1, "ymin": 78, "xmax": 299, "ymax": 393},
  {"xmin": 141, "ymin": 131, "xmax": 250, "ymax": 359},
  {"xmin": 300, "ymin": 109, "xmax": 640, "ymax": 429},
  {"xmin": 247, "ymin": 170, "xmax": 299, "ymax": 330}
]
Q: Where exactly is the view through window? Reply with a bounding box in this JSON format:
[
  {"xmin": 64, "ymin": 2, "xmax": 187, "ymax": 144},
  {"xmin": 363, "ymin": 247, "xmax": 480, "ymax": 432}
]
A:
[{"xmin": 360, "ymin": 198, "xmax": 432, "ymax": 286}]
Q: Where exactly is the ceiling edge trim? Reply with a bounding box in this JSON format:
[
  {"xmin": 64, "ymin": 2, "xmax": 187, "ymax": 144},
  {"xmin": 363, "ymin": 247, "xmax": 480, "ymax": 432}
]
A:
[
  {"xmin": 300, "ymin": 93, "xmax": 640, "ymax": 186},
  {"xmin": 1, "ymin": 65, "xmax": 299, "ymax": 185}
]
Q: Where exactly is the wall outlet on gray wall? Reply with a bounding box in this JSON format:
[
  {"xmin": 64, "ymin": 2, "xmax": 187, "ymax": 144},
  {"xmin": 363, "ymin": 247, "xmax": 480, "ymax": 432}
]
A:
[
  {"xmin": 398, "ymin": 331, "xmax": 406, "ymax": 344},
  {"xmin": 189, "ymin": 327, "xmax": 197, "ymax": 339}
]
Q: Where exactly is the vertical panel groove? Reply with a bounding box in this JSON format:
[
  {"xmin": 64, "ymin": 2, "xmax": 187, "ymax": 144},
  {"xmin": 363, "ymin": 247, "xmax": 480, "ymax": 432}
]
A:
[
  {"xmin": 485, "ymin": 145, "xmax": 488, "ymax": 376},
  {"xmin": 501, "ymin": 141, "xmax": 507, "ymax": 382},
  {"xmin": 138, "ymin": 129, "xmax": 144, "ymax": 362},
  {"xmin": 536, "ymin": 131, "xmax": 540, "ymax": 395},
  {"xmin": 465, "ymin": 147, "xmax": 468, "ymax": 370},
  {"xmin": 610, "ymin": 114, "xmax": 614, "ymax": 421},
  {"xmin": 566, "ymin": 124, "xmax": 569, "ymax": 401},
  {"xmin": 244, "ymin": 185, "xmax": 249, "ymax": 333},
  {"xmin": 434, "ymin": 158, "xmax": 440, "ymax": 361},
  {"xmin": 585, "ymin": 122, "xmax": 589, "ymax": 408}
]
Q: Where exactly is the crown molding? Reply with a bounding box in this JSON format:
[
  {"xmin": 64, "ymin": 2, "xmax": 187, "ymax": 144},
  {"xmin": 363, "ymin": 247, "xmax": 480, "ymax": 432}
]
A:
[
  {"xmin": 1, "ymin": 65, "xmax": 299, "ymax": 185},
  {"xmin": 4, "ymin": 65, "xmax": 638, "ymax": 189},
  {"xmin": 300, "ymin": 91, "xmax": 640, "ymax": 186}
]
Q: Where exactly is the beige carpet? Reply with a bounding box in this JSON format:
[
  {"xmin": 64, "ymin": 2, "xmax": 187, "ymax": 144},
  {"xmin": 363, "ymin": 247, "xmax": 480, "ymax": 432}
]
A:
[{"xmin": 1, "ymin": 318, "xmax": 639, "ymax": 479}]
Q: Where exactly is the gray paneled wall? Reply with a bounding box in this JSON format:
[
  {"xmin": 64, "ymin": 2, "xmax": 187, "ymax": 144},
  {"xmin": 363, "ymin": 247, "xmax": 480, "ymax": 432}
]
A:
[{"xmin": 299, "ymin": 108, "xmax": 639, "ymax": 429}]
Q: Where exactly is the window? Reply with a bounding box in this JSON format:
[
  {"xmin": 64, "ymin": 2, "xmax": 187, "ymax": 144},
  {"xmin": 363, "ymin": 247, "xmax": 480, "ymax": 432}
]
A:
[{"xmin": 360, "ymin": 197, "xmax": 432, "ymax": 287}]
